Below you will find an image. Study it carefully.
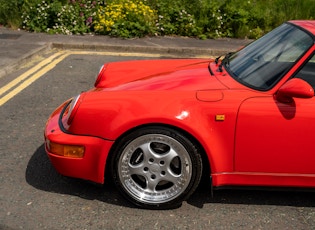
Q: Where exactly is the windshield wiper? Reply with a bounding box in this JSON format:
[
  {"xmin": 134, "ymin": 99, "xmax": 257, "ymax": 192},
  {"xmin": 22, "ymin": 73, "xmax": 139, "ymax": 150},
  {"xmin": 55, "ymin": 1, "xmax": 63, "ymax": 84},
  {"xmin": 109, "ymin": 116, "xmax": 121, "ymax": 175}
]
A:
[
  {"xmin": 218, "ymin": 52, "xmax": 233, "ymax": 72},
  {"xmin": 215, "ymin": 56, "xmax": 221, "ymax": 64}
]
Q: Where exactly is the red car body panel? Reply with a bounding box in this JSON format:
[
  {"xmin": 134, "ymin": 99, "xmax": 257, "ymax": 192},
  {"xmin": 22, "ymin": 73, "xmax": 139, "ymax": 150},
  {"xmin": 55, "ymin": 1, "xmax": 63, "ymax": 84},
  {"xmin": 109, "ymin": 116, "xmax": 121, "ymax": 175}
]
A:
[
  {"xmin": 95, "ymin": 59, "xmax": 216, "ymax": 89},
  {"xmin": 45, "ymin": 21, "xmax": 315, "ymax": 189},
  {"xmin": 290, "ymin": 20, "xmax": 315, "ymax": 35},
  {"xmin": 45, "ymin": 101, "xmax": 114, "ymax": 183}
]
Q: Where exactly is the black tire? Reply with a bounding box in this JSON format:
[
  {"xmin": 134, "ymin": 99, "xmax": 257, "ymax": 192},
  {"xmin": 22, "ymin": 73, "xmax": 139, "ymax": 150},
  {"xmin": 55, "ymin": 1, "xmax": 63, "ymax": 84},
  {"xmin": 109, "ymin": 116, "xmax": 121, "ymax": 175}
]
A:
[{"xmin": 111, "ymin": 126, "xmax": 203, "ymax": 209}]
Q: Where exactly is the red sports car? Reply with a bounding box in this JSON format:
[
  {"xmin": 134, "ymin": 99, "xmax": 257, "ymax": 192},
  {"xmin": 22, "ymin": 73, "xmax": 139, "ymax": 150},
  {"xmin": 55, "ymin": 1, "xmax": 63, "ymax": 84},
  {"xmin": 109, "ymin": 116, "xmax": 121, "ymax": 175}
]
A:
[{"xmin": 44, "ymin": 20, "xmax": 315, "ymax": 209}]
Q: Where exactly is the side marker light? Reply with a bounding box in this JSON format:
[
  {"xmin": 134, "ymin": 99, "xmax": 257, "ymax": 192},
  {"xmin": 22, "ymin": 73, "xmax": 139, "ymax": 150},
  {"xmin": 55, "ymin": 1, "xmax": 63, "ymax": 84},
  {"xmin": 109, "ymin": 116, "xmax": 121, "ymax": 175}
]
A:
[{"xmin": 215, "ymin": 114, "xmax": 225, "ymax": 121}]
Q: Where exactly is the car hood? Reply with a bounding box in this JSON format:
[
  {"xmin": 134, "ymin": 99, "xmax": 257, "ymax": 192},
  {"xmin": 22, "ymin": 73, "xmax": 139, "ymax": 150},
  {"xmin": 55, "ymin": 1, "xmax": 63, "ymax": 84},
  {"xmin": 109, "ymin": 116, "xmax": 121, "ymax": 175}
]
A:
[{"xmin": 94, "ymin": 59, "xmax": 227, "ymax": 91}]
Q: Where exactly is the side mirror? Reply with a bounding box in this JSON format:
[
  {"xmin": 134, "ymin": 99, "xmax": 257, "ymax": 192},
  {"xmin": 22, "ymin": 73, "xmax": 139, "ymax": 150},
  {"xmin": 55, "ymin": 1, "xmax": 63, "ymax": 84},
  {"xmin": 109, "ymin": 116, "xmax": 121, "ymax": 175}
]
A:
[{"xmin": 276, "ymin": 78, "xmax": 314, "ymax": 103}]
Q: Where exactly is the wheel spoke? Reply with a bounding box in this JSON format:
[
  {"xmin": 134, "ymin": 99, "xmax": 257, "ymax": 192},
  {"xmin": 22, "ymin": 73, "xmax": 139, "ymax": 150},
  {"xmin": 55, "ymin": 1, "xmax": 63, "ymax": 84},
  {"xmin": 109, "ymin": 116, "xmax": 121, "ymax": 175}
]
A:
[
  {"xmin": 146, "ymin": 178, "xmax": 159, "ymax": 192},
  {"xmin": 162, "ymin": 148, "xmax": 179, "ymax": 165},
  {"xmin": 139, "ymin": 142, "xmax": 155, "ymax": 159},
  {"xmin": 128, "ymin": 163, "xmax": 145, "ymax": 176},
  {"xmin": 162, "ymin": 170, "xmax": 180, "ymax": 184}
]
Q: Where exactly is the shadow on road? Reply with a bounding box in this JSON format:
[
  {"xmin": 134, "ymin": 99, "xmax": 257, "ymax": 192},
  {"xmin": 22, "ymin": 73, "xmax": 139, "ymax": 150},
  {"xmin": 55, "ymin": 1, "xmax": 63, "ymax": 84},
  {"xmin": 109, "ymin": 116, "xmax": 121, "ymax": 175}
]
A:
[
  {"xmin": 25, "ymin": 144, "xmax": 134, "ymax": 208},
  {"xmin": 26, "ymin": 144, "xmax": 315, "ymax": 209}
]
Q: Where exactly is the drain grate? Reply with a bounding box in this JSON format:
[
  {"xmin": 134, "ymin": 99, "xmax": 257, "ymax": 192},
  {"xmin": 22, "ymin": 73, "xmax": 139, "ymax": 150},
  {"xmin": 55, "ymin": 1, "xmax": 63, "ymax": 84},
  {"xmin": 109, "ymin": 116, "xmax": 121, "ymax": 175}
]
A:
[{"xmin": 0, "ymin": 34, "xmax": 22, "ymax": 40}]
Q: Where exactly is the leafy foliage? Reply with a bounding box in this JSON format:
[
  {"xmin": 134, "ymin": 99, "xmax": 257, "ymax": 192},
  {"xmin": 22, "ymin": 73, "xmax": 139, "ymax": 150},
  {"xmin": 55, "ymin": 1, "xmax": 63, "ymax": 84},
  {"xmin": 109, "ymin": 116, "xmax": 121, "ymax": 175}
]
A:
[
  {"xmin": 94, "ymin": 0, "xmax": 156, "ymax": 38},
  {"xmin": 1, "ymin": 0, "xmax": 315, "ymax": 38},
  {"xmin": 150, "ymin": 0, "xmax": 199, "ymax": 36},
  {"xmin": 0, "ymin": 0, "xmax": 24, "ymax": 28},
  {"xmin": 21, "ymin": 0, "xmax": 102, "ymax": 34}
]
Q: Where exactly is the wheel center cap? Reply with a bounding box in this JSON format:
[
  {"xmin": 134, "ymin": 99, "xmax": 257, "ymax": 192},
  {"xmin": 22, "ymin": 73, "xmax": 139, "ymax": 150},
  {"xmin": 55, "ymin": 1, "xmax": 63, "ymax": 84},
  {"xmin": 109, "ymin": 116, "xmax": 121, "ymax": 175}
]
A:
[{"xmin": 150, "ymin": 163, "xmax": 160, "ymax": 173}]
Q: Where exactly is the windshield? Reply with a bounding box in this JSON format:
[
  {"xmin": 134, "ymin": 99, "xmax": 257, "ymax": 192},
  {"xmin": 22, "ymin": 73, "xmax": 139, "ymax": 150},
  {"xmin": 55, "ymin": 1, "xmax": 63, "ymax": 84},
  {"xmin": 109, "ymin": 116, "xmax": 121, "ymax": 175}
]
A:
[{"xmin": 225, "ymin": 23, "xmax": 314, "ymax": 90}]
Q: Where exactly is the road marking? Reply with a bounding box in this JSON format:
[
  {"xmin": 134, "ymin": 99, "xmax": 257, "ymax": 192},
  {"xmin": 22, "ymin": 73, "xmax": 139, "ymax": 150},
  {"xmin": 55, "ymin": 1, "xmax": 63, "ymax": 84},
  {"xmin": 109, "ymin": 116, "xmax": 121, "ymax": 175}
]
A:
[
  {"xmin": 0, "ymin": 51, "xmax": 70, "ymax": 107},
  {"xmin": 0, "ymin": 52, "xmax": 64, "ymax": 97},
  {"xmin": 0, "ymin": 50, "xmax": 213, "ymax": 106},
  {"xmin": 70, "ymin": 51, "xmax": 166, "ymax": 57},
  {"xmin": 67, "ymin": 50, "xmax": 214, "ymax": 59}
]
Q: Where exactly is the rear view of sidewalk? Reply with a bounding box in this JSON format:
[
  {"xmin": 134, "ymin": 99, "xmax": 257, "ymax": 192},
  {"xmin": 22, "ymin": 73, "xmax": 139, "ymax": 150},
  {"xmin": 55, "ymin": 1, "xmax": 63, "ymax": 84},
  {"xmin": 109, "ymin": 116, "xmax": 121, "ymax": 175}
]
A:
[{"xmin": 0, "ymin": 27, "xmax": 251, "ymax": 78}]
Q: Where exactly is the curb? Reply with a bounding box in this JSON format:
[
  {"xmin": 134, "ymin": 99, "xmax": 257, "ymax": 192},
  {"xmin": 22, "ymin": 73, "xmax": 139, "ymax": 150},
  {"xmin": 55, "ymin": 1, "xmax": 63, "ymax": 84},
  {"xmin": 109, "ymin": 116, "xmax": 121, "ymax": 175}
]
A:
[
  {"xmin": 0, "ymin": 41, "xmax": 229, "ymax": 79},
  {"xmin": 51, "ymin": 42, "xmax": 228, "ymax": 57},
  {"xmin": 52, "ymin": 42, "xmax": 228, "ymax": 58},
  {"xmin": 0, "ymin": 44, "xmax": 51, "ymax": 79}
]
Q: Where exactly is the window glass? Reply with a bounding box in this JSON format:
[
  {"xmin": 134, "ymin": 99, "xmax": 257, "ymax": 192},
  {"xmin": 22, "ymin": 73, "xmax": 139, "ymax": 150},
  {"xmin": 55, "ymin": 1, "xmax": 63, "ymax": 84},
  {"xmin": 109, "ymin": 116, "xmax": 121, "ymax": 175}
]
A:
[
  {"xmin": 227, "ymin": 23, "xmax": 313, "ymax": 90},
  {"xmin": 295, "ymin": 54, "xmax": 315, "ymax": 91}
]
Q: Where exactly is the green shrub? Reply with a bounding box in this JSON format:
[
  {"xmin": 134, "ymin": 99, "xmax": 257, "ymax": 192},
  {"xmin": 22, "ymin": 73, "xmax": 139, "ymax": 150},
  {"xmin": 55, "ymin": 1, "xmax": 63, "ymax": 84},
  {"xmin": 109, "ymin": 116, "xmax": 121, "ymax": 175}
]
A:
[
  {"xmin": 0, "ymin": 0, "xmax": 24, "ymax": 28},
  {"xmin": 164, "ymin": 0, "xmax": 213, "ymax": 38},
  {"xmin": 49, "ymin": 0, "xmax": 101, "ymax": 34},
  {"xmin": 22, "ymin": 0, "xmax": 62, "ymax": 32},
  {"xmin": 2, "ymin": 0, "xmax": 315, "ymax": 38},
  {"xmin": 272, "ymin": 0, "xmax": 314, "ymax": 25},
  {"xmin": 151, "ymin": 1, "xmax": 200, "ymax": 36},
  {"xmin": 185, "ymin": 0, "xmax": 265, "ymax": 38},
  {"xmin": 22, "ymin": 0, "xmax": 102, "ymax": 34},
  {"xmin": 94, "ymin": 0, "xmax": 156, "ymax": 38}
]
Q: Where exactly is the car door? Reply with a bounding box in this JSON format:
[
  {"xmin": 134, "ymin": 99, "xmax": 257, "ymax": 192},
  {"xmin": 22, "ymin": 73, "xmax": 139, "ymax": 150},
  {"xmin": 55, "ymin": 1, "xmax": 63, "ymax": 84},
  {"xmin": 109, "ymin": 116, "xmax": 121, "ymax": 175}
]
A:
[{"xmin": 234, "ymin": 53, "xmax": 315, "ymax": 175}]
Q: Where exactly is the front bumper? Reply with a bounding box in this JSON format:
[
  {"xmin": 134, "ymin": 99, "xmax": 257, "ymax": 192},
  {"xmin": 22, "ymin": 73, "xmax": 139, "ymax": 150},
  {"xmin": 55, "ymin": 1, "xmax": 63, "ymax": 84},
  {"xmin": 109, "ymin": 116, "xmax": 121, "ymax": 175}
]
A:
[{"xmin": 44, "ymin": 101, "xmax": 114, "ymax": 184}]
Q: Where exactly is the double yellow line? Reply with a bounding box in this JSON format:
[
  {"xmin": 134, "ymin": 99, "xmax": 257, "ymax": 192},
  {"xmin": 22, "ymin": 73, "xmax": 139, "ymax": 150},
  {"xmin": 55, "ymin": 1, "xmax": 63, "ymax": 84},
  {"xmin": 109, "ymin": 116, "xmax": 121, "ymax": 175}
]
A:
[{"xmin": 0, "ymin": 51, "xmax": 70, "ymax": 107}]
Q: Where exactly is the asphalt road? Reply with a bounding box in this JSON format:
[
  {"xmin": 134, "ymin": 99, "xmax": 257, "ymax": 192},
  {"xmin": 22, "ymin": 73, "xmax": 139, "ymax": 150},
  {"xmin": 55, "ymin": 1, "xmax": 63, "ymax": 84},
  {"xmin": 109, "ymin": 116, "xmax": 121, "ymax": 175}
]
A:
[{"xmin": 1, "ymin": 50, "xmax": 315, "ymax": 229}]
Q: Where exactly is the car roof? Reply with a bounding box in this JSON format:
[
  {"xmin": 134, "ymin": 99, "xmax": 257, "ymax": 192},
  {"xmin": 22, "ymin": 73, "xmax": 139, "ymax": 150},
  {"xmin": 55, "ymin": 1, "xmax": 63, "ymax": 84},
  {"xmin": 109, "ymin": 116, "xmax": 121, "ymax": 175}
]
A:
[{"xmin": 289, "ymin": 20, "xmax": 315, "ymax": 36}]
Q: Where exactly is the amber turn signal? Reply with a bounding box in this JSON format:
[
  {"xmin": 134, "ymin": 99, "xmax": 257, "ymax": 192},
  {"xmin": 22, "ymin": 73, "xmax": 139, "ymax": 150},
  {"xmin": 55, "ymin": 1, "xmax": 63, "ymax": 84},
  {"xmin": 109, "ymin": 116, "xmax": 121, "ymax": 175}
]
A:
[
  {"xmin": 215, "ymin": 114, "xmax": 225, "ymax": 121},
  {"xmin": 48, "ymin": 141, "xmax": 85, "ymax": 158}
]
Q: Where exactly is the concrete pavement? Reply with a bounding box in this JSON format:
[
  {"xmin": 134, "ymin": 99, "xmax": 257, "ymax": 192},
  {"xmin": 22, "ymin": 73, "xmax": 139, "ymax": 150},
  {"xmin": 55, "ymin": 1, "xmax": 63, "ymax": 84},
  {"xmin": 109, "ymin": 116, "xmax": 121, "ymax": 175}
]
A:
[{"xmin": 0, "ymin": 26, "xmax": 251, "ymax": 78}]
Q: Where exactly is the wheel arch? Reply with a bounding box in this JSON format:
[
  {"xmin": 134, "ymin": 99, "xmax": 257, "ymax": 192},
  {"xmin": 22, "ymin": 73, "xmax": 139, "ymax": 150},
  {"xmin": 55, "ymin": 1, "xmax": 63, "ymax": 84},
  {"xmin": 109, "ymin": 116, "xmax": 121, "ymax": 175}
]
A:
[{"xmin": 104, "ymin": 123, "xmax": 211, "ymax": 184}]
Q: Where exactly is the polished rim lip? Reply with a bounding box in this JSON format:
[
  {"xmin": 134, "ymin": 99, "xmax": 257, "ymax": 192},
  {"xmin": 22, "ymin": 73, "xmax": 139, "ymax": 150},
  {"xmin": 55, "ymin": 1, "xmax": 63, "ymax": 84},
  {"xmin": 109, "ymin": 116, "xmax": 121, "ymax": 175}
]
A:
[{"xmin": 118, "ymin": 134, "xmax": 193, "ymax": 204}]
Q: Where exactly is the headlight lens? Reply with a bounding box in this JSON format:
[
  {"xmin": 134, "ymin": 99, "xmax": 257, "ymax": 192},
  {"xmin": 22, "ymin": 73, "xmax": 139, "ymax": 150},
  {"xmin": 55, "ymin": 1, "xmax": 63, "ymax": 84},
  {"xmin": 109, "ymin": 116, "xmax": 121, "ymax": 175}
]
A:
[
  {"xmin": 62, "ymin": 94, "xmax": 81, "ymax": 129},
  {"xmin": 94, "ymin": 64, "xmax": 106, "ymax": 87}
]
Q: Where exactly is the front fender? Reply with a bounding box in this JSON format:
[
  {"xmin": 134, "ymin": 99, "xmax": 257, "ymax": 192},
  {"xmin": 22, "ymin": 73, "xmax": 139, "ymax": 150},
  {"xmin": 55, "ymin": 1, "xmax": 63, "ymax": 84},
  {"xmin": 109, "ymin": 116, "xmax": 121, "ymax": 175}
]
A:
[{"xmin": 68, "ymin": 90, "xmax": 246, "ymax": 173}]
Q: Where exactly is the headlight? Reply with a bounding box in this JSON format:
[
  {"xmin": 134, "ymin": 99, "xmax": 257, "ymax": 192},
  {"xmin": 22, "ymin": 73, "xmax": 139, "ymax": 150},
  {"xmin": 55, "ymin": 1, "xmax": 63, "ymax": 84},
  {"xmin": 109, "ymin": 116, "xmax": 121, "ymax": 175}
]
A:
[
  {"xmin": 94, "ymin": 64, "xmax": 107, "ymax": 87},
  {"xmin": 61, "ymin": 94, "xmax": 82, "ymax": 129}
]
